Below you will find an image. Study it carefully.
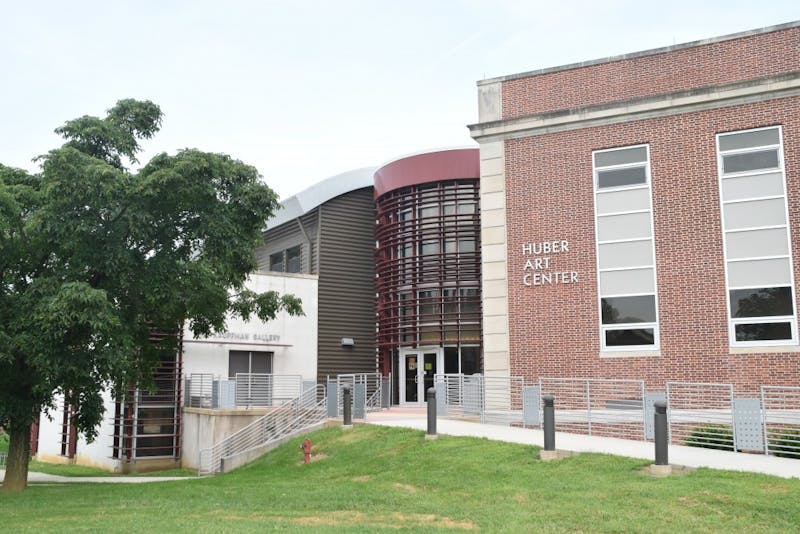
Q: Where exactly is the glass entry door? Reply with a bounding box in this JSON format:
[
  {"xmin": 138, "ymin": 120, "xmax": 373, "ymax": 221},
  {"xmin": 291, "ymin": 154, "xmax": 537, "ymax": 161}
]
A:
[{"xmin": 399, "ymin": 348, "xmax": 442, "ymax": 404}]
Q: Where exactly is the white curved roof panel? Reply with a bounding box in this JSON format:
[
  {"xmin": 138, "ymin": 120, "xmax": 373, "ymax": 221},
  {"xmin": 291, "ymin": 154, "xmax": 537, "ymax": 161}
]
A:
[{"xmin": 265, "ymin": 166, "xmax": 376, "ymax": 229}]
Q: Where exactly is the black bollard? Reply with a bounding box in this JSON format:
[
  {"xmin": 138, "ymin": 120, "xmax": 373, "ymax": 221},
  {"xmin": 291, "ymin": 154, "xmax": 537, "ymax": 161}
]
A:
[
  {"xmin": 543, "ymin": 394, "xmax": 555, "ymax": 451},
  {"xmin": 343, "ymin": 386, "xmax": 352, "ymax": 428},
  {"xmin": 654, "ymin": 400, "xmax": 668, "ymax": 466},
  {"xmin": 426, "ymin": 387, "xmax": 437, "ymax": 437}
]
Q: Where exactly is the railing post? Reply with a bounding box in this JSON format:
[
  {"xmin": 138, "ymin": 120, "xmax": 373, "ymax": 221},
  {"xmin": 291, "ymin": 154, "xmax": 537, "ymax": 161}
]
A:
[
  {"xmin": 651, "ymin": 400, "xmax": 671, "ymax": 476},
  {"xmin": 343, "ymin": 385, "xmax": 353, "ymax": 429},
  {"xmin": 539, "ymin": 394, "xmax": 561, "ymax": 461},
  {"xmin": 543, "ymin": 394, "xmax": 555, "ymax": 452},
  {"xmin": 426, "ymin": 387, "xmax": 437, "ymax": 440}
]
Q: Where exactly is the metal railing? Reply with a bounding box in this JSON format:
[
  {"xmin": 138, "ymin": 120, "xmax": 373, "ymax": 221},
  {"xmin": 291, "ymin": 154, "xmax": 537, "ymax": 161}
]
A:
[
  {"xmin": 235, "ymin": 374, "xmax": 303, "ymax": 408},
  {"xmin": 432, "ymin": 373, "xmax": 800, "ymax": 460},
  {"xmin": 327, "ymin": 373, "xmax": 384, "ymax": 417},
  {"xmin": 198, "ymin": 384, "xmax": 327, "ymax": 475},
  {"xmin": 185, "ymin": 374, "xmax": 306, "ymax": 409},
  {"xmin": 762, "ymin": 386, "xmax": 800, "ymax": 458},
  {"xmin": 539, "ymin": 378, "xmax": 647, "ymax": 439},
  {"xmin": 666, "ymin": 382, "xmax": 735, "ymax": 451}
]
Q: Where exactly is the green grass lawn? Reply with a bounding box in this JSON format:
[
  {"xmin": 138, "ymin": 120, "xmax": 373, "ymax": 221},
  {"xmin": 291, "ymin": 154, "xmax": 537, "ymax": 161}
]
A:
[{"xmin": 2, "ymin": 425, "xmax": 799, "ymax": 532}]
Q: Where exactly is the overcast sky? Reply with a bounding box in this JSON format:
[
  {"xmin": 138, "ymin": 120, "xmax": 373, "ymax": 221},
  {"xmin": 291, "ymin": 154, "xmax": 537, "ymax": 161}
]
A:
[{"xmin": 1, "ymin": 1, "xmax": 798, "ymax": 199}]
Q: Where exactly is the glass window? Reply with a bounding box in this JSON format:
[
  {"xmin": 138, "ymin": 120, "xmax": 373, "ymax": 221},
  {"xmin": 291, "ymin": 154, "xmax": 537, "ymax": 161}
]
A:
[
  {"xmin": 419, "ymin": 240, "xmax": 440, "ymax": 255},
  {"xmin": 594, "ymin": 146, "xmax": 647, "ymax": 167},
  {"xmin": 460, "ymin": 347, "xmax": 481, "ymax": 375},
  {"xmin": 418, "ymin": 290, "xmax": 439, "ymax": 318},
  {"xmin": 286, "ymin": 245, "xmax": 302, "ymax": 273},
  {"xmin": 734, "ymin": 322, "xmax": 792, "ymax": 342},
  {"xmin": 593, "ymin": 144, "xmax": 658, "ymax": 351},
  {"xmin": 269, "ymin": 252, "xmax": 284, "ymax": 272},
  {"xmin": 718, "ymin": 128, "xmax": 780, "ymax": 151},
  {"xmin": 597, "ymin": 167, "xmax": 648, "ymax": 189},
  {"xmin": 605, "ymin": 328, "xmax": 655, "ymax": 347},
  {"xmin": 444, "ymin": 347, "xmax": 459, "ymax": 373},
  {"xmin": 718, "ymin": 126, "xmax": 796, "ymax": 346},
  {"xmin": 601, "ymin": 295, "xmax": 656, "ymax": 324},
  {"xmin": 722, "ymin": 150, "xmax": 779, "ymax": 174},
  {"xmin": 730, "ymin": 287, "xmax": 793, "ymax": 318}
]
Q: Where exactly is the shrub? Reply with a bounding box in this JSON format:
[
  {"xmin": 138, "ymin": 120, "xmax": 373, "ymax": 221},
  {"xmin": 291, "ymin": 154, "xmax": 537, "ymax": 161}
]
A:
[
  {"xmin": 767, "ymin": 428, "xmax": 800, "ymax": 458},
  {"xmin": 684, "ymin": 424, "xmax": 735, "ymax": 450}
]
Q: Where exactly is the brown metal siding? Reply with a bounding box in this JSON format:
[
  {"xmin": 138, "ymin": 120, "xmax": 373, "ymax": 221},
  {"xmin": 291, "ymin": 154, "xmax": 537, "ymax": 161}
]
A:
[
  {"xmin": 317, "ymin": 187, "xmax": 377, "ymax": 381},
  {"xmin": 256, "ymin": 210, "xmax": 319, "ymax": 274}
]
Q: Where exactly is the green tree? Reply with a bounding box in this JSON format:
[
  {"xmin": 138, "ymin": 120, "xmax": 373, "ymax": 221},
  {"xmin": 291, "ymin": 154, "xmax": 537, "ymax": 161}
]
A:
[{"xmin": 0, "ymin": 100, "xmax": 301, "ymax": 491}]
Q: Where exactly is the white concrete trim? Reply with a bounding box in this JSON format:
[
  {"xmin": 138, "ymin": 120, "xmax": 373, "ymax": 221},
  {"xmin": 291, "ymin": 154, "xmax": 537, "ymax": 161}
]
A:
[
  {"xmin": 479, "ymin": 139, "xmax": 510, "ymax": 378},
  {"xmin": 470, "ymin": 75, "xmax": 800, "ymax": 143},
  {"xmin": 477, "ymin": 21, "xmax": 800, "ymax": 86}
]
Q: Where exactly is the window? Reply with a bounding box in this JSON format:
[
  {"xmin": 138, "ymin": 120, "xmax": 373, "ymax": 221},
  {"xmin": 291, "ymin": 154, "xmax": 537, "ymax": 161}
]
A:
[
  {"xmin": 229, "ymin": 350, "xmax": 274, "ymax": 377},
  {"xmin": 593, "ymin": 145, "xmax": 659, "ymax": 350},
  {"xmin": 269, "ymin": 246, "xmax": 303, "ymax": 273},
  {"xmin": 717, "ymin": 126, "xmax": 796, "ymax": 346},
  {"xmin": 286, "ymin": 245, "xmax": 302, "ymax": 273},
  {"xmin": 269, "ymin": 252, "xmax": 284, "ymax": 272}
]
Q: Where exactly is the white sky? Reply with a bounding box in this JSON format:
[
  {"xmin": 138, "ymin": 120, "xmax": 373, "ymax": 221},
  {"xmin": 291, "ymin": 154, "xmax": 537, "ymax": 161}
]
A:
[{"xmin": 1, "ymin": 1, "xmax": 798, "ymax": 199}]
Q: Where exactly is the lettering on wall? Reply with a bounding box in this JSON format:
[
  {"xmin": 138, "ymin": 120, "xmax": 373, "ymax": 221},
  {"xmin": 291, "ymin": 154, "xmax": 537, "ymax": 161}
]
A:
[
  {"xmin": 521, "ymin": 240, "xmax": 579, "ymax": 287},
  {"xmin": 207, "ymin": 332, "xmax": 281, "ymax": 342}
]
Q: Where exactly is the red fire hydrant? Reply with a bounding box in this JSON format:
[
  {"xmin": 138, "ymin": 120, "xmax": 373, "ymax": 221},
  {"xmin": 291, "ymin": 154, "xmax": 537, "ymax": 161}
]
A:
[{"xmin": 301, "ymin": 438, "xmax": 312, "ymax": 464}]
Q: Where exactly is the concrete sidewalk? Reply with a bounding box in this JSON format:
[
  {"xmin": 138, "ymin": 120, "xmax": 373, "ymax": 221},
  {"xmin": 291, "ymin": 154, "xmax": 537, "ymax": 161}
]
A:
[
  {"xmin": 366, "ymin": 407, "xmax": 800, "ymax": 479},
  {"xmin": 1, "ymin": 469, "xmax": 198, "ymax": 484}
]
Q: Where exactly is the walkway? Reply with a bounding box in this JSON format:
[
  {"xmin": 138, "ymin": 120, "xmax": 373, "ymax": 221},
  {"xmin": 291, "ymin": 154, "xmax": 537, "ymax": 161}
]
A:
[
  {"xmin": 366, "ymin": 406, "xmax": 800, "ymax": 480},
  {"xmin": 1, "ymin": 469, "xmax": 197, "ymax": 484}
]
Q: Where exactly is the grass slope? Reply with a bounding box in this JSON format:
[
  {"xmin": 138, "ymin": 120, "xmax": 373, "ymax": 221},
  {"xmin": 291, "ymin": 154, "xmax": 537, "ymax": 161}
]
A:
[{"xmin": 1, "ymin": 425, "xmax": 799, "ymax": 532}]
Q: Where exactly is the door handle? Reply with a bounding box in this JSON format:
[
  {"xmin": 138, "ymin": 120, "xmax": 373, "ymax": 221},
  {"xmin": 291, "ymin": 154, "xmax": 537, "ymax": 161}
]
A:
[{"xmin": 414, "ymin": 375, "xmax": 418, "ymax": 384}]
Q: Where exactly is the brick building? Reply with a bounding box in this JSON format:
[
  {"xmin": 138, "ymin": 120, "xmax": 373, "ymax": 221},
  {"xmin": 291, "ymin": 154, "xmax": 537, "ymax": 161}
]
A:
[{"xmin": 469, "ymin": 21, "xmax": 800, "ymax": 394}]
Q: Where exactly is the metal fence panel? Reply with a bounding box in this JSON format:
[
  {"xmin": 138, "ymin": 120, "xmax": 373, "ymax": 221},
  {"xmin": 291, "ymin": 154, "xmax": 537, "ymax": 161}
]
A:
[
  {"xmin": 354, "ymin": 383, "xmax": 366, "ymax": 420},
  {"xmin": 540, "ymin": 378, "xmax": 646, "ymax": 438},
  {"xmin": 326, "ymin": 382, "xmax": 338, "ymax": 417},
  {"xmin": 186, "ymin": 374, "xmax": 214, "ymax": 408},
  {"xmin": 644, "ymin": 392, "xmax": 666, "ymax": 440},
  {"xmin": 463, "ymin": 375, "xmax": 483, "ymax": 415},
  {"xmin": 666, "ymin": 382, "xmax": 735, "ymax": 451},
  {"xmin": 733, "ymin": 398, "xmax": 764, "ymax": 452},
  {"xmin": 522, "ymin": 386, "xmax": 541, "ymax": 426},
  {"xmin": 761, "ymin": 386, "xmax": 800, "ymax": 458}
]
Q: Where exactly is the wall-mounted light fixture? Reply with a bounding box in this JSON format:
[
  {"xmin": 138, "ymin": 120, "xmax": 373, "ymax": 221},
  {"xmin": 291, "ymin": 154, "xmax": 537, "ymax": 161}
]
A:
[{"xmin": 340, "ymin": 338, "xmax": 355, "ymax": 347}]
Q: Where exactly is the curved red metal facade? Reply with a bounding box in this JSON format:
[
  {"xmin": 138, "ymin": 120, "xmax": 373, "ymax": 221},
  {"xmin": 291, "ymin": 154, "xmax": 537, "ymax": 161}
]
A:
[
  {"xmin": 375, "ymin": 150, "xmax": 482, "ymax": 387},
  {"xmin": 374, "ymin": 148, "xmax": 480, "ymax": 198}
]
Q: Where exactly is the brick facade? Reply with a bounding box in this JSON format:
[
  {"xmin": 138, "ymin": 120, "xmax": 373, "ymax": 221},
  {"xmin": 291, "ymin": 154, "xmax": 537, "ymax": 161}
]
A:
[
  {"xmin": 476, "ymin": 23, "xmax": 800, "ymax": 395},
  {"xmin": 501, "ymin": 24, "xmax": 800, "ymax": 119}
]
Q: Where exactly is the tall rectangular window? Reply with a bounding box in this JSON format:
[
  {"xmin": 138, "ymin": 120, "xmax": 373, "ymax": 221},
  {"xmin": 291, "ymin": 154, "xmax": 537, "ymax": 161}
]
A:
[
  {"xmin": 717, "ymin": 126, "xmax": 797, "ymax": 346},
  {"xmin": 593, "ymin": 145, "xmax": 659, "ymax": 351}
]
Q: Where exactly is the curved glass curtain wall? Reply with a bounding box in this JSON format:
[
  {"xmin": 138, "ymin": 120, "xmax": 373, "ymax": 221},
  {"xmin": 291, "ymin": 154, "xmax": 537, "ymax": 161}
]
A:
[{"xmin": 376, "ymin": 179, "xmax": 482, "ymax": 375}]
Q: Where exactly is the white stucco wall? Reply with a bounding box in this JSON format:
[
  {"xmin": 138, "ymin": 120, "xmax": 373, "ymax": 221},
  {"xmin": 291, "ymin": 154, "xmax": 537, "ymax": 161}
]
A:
[
  {"xmin": 182, "ymin": 272, "xmax": 319, "ymax": 382},
  {"xmin": 34, "ymin": 391, "xmax": 121, "ymax": 471}
]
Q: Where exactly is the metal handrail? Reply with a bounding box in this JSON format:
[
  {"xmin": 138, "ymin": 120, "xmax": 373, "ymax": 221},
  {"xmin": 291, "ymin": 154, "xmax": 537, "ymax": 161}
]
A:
[{"xmin": 198, "ymin": 384, "xmax": 326, "ymax": 475}]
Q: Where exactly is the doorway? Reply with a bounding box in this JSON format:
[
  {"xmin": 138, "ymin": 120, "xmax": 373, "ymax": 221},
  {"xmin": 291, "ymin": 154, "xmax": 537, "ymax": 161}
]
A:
[{"xmin": 398, "ymin": 347, "xmax": 443, "ymax": 404}]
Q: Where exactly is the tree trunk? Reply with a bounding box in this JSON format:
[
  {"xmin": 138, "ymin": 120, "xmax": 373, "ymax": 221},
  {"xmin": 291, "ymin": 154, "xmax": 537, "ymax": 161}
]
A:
[{"xmin": 2, "ymin": 421, "xmax": 31, "ymax": 492}]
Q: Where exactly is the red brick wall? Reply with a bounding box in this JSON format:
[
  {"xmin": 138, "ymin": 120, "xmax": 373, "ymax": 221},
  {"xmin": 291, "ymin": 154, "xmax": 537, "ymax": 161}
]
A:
[
  {"xmin": 505, "ymin": 97, "xmax": 800, "ymax": 394},
  {"xmin": 501, "ymin": 26, "xmax": 800, "ymax": 120}
]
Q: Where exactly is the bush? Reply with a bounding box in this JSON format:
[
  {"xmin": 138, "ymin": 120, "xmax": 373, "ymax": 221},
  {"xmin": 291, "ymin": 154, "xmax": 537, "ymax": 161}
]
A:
[
  {"xmin": 684, "ymin": 424, "xmax": 735, "ymax": 450},
  {"xmin": 768, "ymin": 428, "xmax": 800, "ymax": 458}
]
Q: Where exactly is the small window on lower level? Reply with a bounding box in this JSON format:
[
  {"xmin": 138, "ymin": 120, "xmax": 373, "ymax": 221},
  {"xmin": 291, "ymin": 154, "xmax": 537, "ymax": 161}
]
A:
[{"xmin": 286, "ymin": 245, "xmax": 302, "ymax": 273}]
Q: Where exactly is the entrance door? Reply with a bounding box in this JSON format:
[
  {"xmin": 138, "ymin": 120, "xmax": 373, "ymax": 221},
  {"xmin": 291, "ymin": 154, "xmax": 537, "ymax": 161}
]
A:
[{"xmin": 399, "ymin": 348, "xmax": 443, "ymax": 404}]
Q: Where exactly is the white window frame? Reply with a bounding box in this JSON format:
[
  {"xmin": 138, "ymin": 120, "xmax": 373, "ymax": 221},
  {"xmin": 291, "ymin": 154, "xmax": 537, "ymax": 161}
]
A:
[
  {"xmin": 593, "ymin": 144, "xmax": 660, "ymax": 351},
  {"xmin": 716, "ymin": 125, "xmax": 798, "ymax": 347}
]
